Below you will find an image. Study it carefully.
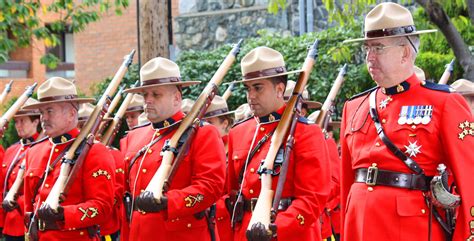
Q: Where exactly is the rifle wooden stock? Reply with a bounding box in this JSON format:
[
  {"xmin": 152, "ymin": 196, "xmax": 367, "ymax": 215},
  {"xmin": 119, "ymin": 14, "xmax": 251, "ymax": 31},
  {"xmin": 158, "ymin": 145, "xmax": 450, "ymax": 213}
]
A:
[
  {"xmin": 144, "ymin": 39, "xmax": 243, "ymax": 201},
  {"xmin": 97, "ymin": 85, "xmax": 126, "ymax": 138},
  {"xmin": 0, "ymin": 80, "xmax": 14, "ymax": 105},
  {"xmin": 313, "ymin": 64, "xmax": 347, "ymax": 128},
  {"xmin": 0, "ymin": 83, "xmax": 37, "ymax": 133},
  {"xmin": 222, "ymin": 82, "xmax": 235, "ymax": 101},
  {"xmin": 247, "ymin": 39, "xmax": 319, "ymax": 233},
  {"xmin": 100, "ymin": 92, "xmax": 134, "ymax": 146},
  {"xmin": 42, "ymin": 49, "xmax": 135, "ymax": 211},
  {"xmin": 438, "ymin": 59, "xmax": 455, "ymax": 85},
  {"xmin": 3, "ymin": 159, "xmax": 26, "ymax": 205}
]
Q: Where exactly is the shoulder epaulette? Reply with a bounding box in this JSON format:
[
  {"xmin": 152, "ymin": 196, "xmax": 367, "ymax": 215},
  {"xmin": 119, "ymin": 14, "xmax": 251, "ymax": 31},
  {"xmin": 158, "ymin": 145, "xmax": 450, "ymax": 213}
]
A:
[
  {"xmin": 348, "ymin": 86, "xmax": 378, "ymax": 101},
  {"xmin": 420, "ymin": 80, "xmax": 453, "ymax": 93},
  {"xmin": 30, "ymin": 136, "xmax": 48, "ymax": 147},
  {"xmin": 297, "ymin": 116, "xmax": 310, "ymax": 124},
  {"xmin": 131, "ymin": 122, "xmax": 151, "ymax": 130},
  {"xmin": 232, "ymin": 115, "xmax": 254, "ymax": 128}
]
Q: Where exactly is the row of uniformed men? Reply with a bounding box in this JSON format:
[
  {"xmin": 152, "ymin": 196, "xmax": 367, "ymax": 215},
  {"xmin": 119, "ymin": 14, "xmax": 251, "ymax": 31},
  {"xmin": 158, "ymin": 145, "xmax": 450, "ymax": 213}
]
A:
[{"xmin": 1, "ymin": 2, "xmax": 474, "ymax": 241}]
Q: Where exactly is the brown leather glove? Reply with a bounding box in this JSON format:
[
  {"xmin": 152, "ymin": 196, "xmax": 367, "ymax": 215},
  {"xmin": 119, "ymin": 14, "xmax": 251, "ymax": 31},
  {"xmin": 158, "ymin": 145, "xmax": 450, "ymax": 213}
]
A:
[
  {"xmin": 2, "ymin": 199, "xmax": 19, "ymax": 212},
  {"xmin": 135, "ymin": 191, "xmax": 167, "ymax": 213},
  {"xmin": 37, "ymin": 204, "xmax": 64, "ymax": 222},
  {"xmin": 246, "ymin": 222, "xmax": 277, "ymax": 241}
]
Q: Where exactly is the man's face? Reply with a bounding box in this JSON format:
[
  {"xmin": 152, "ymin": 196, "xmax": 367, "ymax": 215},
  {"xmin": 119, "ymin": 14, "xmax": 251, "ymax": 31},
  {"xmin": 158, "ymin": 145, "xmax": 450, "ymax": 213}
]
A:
[
  {"xmin": 206, "ymin": 116, "xmax": 229, "ymax": 137},
  {"xmin": 142, "ymin": 85, "xmax": 181, "ymax": 123},
  {"xmin": 14, "ymin": 116, "xmax": 38, "ymax": 138},
  {"xmin": 244, "ymin": 79, "xmax": 285, "ymax": 117},
  {"xmin": 39, "ymin": 103, "xmax": 76, "ymax": 138},
  {"xmin": 365, "ymin": 38, "xmax": 406, "ymax": 87},
  {"xmin": 125, "ymin": 111, "xmax": 141, "ymax": 129}
]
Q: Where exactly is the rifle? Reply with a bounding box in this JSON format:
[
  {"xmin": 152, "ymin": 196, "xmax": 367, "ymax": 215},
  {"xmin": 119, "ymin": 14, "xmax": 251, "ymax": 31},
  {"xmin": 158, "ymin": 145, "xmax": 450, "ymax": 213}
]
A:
[
  {"xmin": 141, "ymin": 39, "xmax": 243, "ymax": 203},
  {"xmin": 100, "ymin": 81, "xmax": 139, "ymax": 147},
  {"xmin": 246, "ymin": 39, "xmax": 319, "ymax": 237},
  {"xmin": 222, "ymin": 82, "xmax": 235, "ymax": 101},
  {"xmin": 438, "ymin": 59, "xmax": 455, "ymax": 85},
  {"xmin": 312, "ymin": 64, "xmax": 347, "ymax": 130},
  {"xmin": 0, "ymin": 83, "xmax": 37, "ymax": 136},
  {"xmin": 97, "ymin": 84, "xmax": 126, "ymax": 138},
  {"xmin": 39, "ymin": 49, "xmax": 135, "ymax": 212},
  {"xmin": 3, "ymin": 159, "xmax": 26, "ymax": 209},
  {"xmin": 0, "ymin": 80, "xmax": 14, "ymax": 105}
]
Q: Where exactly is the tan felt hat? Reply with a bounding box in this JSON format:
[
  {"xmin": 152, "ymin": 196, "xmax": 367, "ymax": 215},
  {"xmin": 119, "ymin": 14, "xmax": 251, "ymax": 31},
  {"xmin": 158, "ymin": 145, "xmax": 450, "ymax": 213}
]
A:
[
  {"xmin": 13, "ymin": 98, "xmax": 41, "ymax": 117},
  {"xmin": 451, "ymin": 79, "xmax": 474, "ymax": 96},
  {"xmin": 203, "ymin": 95, "xmax": 235, "ymax": 119},
  {"xmin": 125, "ymin": 94, "xmax": 144, "ymax": 113},
  {"xmin": 284, "ymin": 80, "xmax": 322, "ymax": 110}
]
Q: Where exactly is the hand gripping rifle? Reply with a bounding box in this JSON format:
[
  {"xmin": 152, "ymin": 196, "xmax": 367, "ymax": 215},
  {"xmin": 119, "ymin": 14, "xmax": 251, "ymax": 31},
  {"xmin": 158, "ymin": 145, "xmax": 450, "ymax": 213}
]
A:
[
  {"xmin": 97, "ymin": 84, "xmax": 126, "ymax": 138},
  {"xmin": 0, "ymin": 83, "xmax": 37, "ymax": 137},
  {"xmin": 39, "ymin": 49, "xmax": 135, "ymax": 212},
  {"xmin": 3, "ymin": 158, "xmax": 27, "ymax": 210},
  {"xmin": 140, "ymin": 39, "xmax": 243, "ymax": 204},
  {"xmin": 0, "ymin": 80, "xmax": 14, "ymax": 105},
  {"xmin": 438, "ymin": 59, "xmax": 455, "ymax": 85},
  {"xmin": 312, "ymin": 64, "xmax": 347, "ymax": 130},
  {"xmin": 222, "ymin": 82, "xmax": 235, "ymax": 101},
  {"xmin": 246, "ymin": 39, "xmax": 319, "ymax": 238},
  {"xmin": 100, "ymin": 81, "xmax": 139, "ymax": 147}
]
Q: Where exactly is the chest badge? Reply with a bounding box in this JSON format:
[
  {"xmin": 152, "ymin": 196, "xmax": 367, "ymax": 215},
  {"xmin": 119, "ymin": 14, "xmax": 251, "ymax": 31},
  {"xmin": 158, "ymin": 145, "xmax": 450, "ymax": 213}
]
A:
[
  {"xmin": 379, "ymin": 96, "xmax": 392, "ymax": 110},
  {"xmin": 404, "ymin": 141, "xmax": 422, "ymax": 157}
]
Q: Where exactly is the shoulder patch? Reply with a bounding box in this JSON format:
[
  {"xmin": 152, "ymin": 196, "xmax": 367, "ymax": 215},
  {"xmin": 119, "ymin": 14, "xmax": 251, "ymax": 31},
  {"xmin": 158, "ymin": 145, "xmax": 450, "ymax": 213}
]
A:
[
  {"xmin": 232, "ymin": 115, "xmax": 254, "ymax": 128},
  {"xmin": 420, "ymin": 81, "xmax": 453, "ymax": 93},
  {"xmin": 349, "ymin": 86, "xmax": 378, "ymax": 101}
]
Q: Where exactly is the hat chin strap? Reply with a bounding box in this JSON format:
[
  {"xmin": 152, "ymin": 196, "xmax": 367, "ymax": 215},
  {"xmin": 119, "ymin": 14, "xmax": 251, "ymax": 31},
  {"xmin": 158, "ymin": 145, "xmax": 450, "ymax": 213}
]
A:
[{"xmin": 405, "ymin": 36, "xmax": 418, "ymax": 53}]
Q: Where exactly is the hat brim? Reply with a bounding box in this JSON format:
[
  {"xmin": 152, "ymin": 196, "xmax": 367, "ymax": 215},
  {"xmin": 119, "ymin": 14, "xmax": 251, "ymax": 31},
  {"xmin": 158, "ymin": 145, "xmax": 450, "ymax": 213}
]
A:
[
  {"xmin": 124, "ymin": 81, "xmax": 202, "ymax": 93},
  {"xmin": 22, "ymin": 98, "xmax": 96, "ymax": 110},
  {"xmin": 230, "ymin": 69, "xmax": 304, "ymax": 84},
  {"xmin": 303, "ymin": 101, "xmax": 322, "ymax": 110},
  {"xmin": 13, "ymin": 112, "xmax": 41, "ymax": 118},
  {"xmin": 203, "ymin": 110, "xmax": 236, "ymax": 119},
  {"xmin": 343, "ymin": 29, "xmax": 437, "ymax": 43}
]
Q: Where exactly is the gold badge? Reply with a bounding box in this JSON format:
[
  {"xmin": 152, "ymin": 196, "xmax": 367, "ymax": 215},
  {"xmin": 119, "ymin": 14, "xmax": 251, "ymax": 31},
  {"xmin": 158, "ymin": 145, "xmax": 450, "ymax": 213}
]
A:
[
  {"xmin": 268, "ymin": 114, "xmax": 275, "ymax": 122},
  {"xmin": 296, "ymin": 214, "xmax": 305, "ymax": 225},
  {"xmin": 92, "ymin": 169, "xmax": 111, "ymax": 180},
  {"xmin": 396, "ymin": 84, "xmax": 404, "ymax": 93},
  {"xmin": 61, "ymin": 136, "xmax": 68, "ymax": 143},
  {"xmin": 184, "ymin": 194, "xmax": 204, "ymax": 208},
  {"xmin": 163, "ymin": 120, "xmax": 170, "ymax": 127},
  {"xmin": 458, "ymin": 120, "xmax": 474, "ymax": 140},
  {"xmin": 79, "ymin": 207, "xmax": 99, "ymax": 221}
]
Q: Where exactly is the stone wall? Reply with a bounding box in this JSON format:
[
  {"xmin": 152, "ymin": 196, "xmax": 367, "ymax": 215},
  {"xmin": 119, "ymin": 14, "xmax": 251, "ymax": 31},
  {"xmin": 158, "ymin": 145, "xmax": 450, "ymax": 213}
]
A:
[{"xmin": 173, "ymin": 0, "xmax": 330, "ymax": 52}]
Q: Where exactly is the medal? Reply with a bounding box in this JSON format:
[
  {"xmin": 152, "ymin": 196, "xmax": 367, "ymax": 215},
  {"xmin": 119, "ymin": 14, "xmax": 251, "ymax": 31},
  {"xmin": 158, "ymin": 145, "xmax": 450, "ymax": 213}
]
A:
[
  {"xmin": 398, "ymin": 106, "xmax": 408, "ymax": 125},
  {"xmin": 421, "ymin": 105, "xmax": 432, "ymax": 125},
  {"xmin": 404, "ymin": 140, "xmax": 422, "ymax": 157},
  {"xmin": 406, "ymin": 106, "xmax": 414, "ymax": 125},
  {"xmin": 413, "ymin": 106, "xmax": 422, "ymax": 125}
]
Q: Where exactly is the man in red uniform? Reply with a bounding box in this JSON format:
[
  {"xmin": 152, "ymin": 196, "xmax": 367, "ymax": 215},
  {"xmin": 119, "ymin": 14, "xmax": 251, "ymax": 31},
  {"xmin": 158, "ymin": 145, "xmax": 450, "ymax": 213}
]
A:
[
  {"xmin": 227, "ymin": 46, "xmax": 331, "ymax": 241},
  {"xmin": 340, "ymin": 3, "xmax": 474, "ymax": 241},
  {"xmin": 120, "ymin": 57, "xmax": 226, "ymax": 241},
  {"xmin": 203, "ymin": 95, "xmax": 235, "ymax": 241},
  {"xmin": 1, "ymin": 98, "xmax": 42, "ymax": 241},
  {"xmin": 22, "ymin": 77, "xmax": 116, "ymax": 241}
]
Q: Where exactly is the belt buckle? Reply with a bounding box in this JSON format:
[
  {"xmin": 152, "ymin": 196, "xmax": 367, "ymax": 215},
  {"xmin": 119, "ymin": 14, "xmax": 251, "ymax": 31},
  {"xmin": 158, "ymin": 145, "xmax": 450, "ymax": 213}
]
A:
[
  {"xmin": 365, "ymin": 164, "xmax": 378, "ymax": 186},
  {"xmin": 38, "ymin": 219, "xmax": 45, "ymax": 231},
  {"xmin": 250, "ymin": 198, "xmax": 258, "ymax": 212}
]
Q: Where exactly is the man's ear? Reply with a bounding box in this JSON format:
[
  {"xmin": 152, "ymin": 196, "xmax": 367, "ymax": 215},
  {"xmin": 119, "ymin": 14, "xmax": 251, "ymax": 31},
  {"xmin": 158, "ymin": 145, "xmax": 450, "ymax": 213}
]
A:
[{"xmin": 277, "ymin": 82, "xmax": 286, "ymax": 98}]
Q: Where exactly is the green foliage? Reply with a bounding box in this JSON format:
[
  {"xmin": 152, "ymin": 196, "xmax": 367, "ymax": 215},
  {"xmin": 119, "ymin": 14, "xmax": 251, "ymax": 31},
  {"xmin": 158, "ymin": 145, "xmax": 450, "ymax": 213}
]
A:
[
  {"xmin": 0, "ymin": 97, "xmax": 20, "ymax": 148},
  {"xmin": 0, "ymin": 0, "xmax": 129, "ymax": 68},
  {"xmin": 268, "ymin": 0, "xmax": 288, "ymax": 14}
]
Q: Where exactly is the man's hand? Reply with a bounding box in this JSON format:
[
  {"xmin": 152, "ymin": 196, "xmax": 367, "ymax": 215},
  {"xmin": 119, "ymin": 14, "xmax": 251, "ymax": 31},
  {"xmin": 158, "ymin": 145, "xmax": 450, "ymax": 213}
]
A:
[
  {"xmin": 135, "ymin": 191, "xmax": 167, "ymax": 213},
  {"xmin": 246, "ymin": 222, "xmax": 277, "ymax": 241},
  {"xmin": 37, "ymin": 204, "xmax": 64, "ymax": 222},
  {"xmin": 2, "ymin": 199, "xmax": 19, "ymax": 212}
]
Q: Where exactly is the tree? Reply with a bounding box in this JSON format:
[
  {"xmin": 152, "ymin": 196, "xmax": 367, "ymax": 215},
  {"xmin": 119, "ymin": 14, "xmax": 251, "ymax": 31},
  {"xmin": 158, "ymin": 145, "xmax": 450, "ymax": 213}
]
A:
[
  {"xmin": 0, "ymin": 0, "xmax": 129, "ymax": 69},
  {"xmin": 268, "ymin": 0, "xmax": 474, "ymax": 80}
]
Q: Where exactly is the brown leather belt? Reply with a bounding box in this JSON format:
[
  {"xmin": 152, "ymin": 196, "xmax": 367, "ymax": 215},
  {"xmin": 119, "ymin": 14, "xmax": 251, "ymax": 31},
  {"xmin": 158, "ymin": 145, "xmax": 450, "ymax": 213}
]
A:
[
  {"xmin": 355, "ymin": 167, "xmax": 432, "ymax": 191},
  {"xmin": 243, "ymin": 198, "xmax": 292, "ymax": 212}
]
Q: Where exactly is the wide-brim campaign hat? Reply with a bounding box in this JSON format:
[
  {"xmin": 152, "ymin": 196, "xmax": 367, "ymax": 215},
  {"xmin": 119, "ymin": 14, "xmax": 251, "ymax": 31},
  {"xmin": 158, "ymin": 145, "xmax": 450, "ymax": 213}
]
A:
[
  {"xmin": 234, "ymin": 103, "xmax": 253, "ymax": 122},
  {"xmin": 181, "ymin": 98, "xmax": 195, "ymax": 114},
  {"xmin": 283, "ymin": 80, "xmax": 322, "ymax": 109},
  {"xmin": 232, "ymin": 46, "xmax": 302, "ymax": 83},
  {"xmin": 78, "ymin": 103, "xmax": 95, "ymax": 124},
  {"xmin": 451, "ymin": 79, "xmax": 474, "ymax": 96},
  {"xmin": 23, "ymin": 77, "xmax": 95, "ymax": 109},
  {"xmin": 203, "ymin": 95, "xmax": 235, "ymax": 119},
  {"xmin": 344, "ymin": 2, "xmax": 437, "ymax": 43},
  {"xmin": 125, "ymin": 57, "xmax": 200, "ymax": 93},
  {"xmin": 13, "ymin": 98, "xmax": 41, "ymax": 117},
  {"xmin": 125, "ymin": 94, "xmax": 144, "ymax": 113}
]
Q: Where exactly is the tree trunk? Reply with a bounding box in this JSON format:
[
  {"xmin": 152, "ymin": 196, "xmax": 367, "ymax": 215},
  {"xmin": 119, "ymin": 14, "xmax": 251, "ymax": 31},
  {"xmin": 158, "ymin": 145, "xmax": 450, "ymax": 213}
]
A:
[
  {"xmin": 467, "ymin": 0, "xmax": 474, "ymax": 25},
  {"xmin": 416, "ymin": 0, "xmax": 474, "ymax": 81},
  {"xmin": 139, "ymin": 0, "xmax": 170, "ymax": 65}
]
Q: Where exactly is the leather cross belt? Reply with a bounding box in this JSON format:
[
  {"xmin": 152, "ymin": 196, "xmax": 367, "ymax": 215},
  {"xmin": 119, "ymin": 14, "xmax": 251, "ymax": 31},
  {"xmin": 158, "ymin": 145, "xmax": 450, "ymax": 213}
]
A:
[{"xmin": 355, "ymin": 167, "xmax": 432, "ymax": 191}]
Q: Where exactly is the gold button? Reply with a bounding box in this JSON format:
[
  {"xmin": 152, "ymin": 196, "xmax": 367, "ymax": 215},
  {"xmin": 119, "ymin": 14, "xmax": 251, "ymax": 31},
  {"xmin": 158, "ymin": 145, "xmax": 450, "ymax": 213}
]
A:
[
  {"xmin": 411, "ymin": 125, "xmax": 416, "ymax": 129},
  {"xmin": 140, "ymin": 189, "xmax": 145, "ymax": 193},
  {"xmin": 260, "ymin": 127, "xmax": 265, "ymax": 131},
  {"xmin": 79, "ymin": 231, "xmax": 84, "ymax": 235},
  {"xmin": 12, "ymin": 171, "xmax": 15, "ymax": 174},
  {"xmin": 171, "ymin": 219, "xmax": 175, "ymax": 223},
  {"xmin": 142, "ymin": 169, "xmax": 147, "ymax": 173},
  {"xmin": 233, "ymin": 155, "xmax": 238, "ymax": 160},
  {"xmin": 54, "ymin": 148, "xmax": 59, "ymax": 153},
  {"xmin": 187, "ymin": 223, "xmax": 192, "ymax": 228},
  {"xmin": 382, "ymin": 119, "xmax": 386, "ymax": 124},
  {"xmin": 250, "ymin": 168, "xmax": 255, "ymax": 173},
  {"xmin": 155, "ymin": 132, "xmax": 160, "ymax": 136},
  {"xmin": 375, "ymin": 142, "xmax": 380, "ymax": 147},
  {"xmin": 21, "ymin": 147, "xmax": 25, "ymax": 151},
  {"xmin": 2, "ymin": 164, "xmax": 6, "ymax": 168},
  {"xmin": 421, "ymin": 209, "xmax": 426, "ymax": 214},
  {"xmin": 45, "ymin": 184, "xmax": 50, "ymax": 188},
  {"xmin": 125, "ymin": 157, "xmax": 130, "ymax": 160},
  {"xmin": 470, "ymin": 207, "xmax": 474, "ymax": 217},
  {"xmin": 29, "ymin": 172, "xmax": 33, "ymax": 176},
  {"xmin": 249, "ymin": 189, "xmax": 254, "ymax": 194},
  {"xmin": 367, "ymin": 187, "xmax": 374, "ymax": 192},
  {"xmin": 147, "ymin": 149, "xmax": 152, "ymax": 154}
]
